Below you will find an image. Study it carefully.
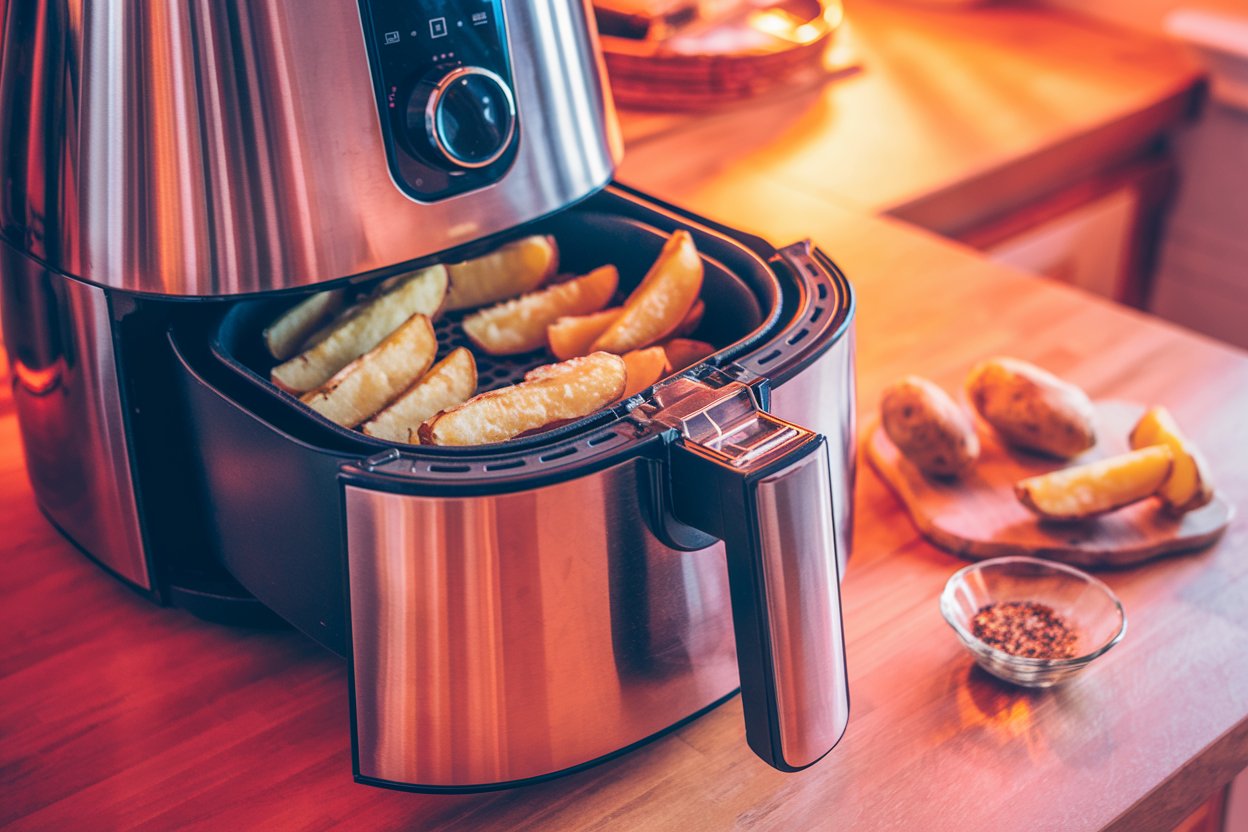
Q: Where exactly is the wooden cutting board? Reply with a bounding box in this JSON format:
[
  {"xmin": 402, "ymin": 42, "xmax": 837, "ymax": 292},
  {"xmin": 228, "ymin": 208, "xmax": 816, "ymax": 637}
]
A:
[{"xmin": 865, "ymin": 400, "xmax": 1234, "ymax": 568}]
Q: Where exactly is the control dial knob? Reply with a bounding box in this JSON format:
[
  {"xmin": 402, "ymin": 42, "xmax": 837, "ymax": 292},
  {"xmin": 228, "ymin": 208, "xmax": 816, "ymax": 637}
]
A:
[{"xmin": 404, "ymin": 67, "xmax": 517, "ymax": 170}]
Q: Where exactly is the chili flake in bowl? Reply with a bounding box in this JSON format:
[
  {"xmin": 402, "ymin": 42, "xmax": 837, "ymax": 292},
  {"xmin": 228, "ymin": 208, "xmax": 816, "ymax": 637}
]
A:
[{"xmin": 940, "ymin": 557, "xmax": 1126, "ymax": 687}]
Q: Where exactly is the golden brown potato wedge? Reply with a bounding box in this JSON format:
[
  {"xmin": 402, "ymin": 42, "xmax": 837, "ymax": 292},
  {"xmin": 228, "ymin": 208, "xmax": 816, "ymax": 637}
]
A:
[
  {"xmin": 462, "ymin": 266, "xmax": 617, "ymax": 355},
  {"xmin": 360, "ymin": 347, "xmax": 478, "ymax": 443},
  {"xmin": 591, "ymin": 230, "xmax": 703, "ymax": 354},
  {"xmin": 619, "ymin": 346, "xmax": 669, "ymax": 400},
  {"xmin": 271, "ymin": 265, "xmax": 448, "ymax": 393},
  {"xmin": 966, "ymin": 357, "xmax": 1096, "ymax": 459},
  {"xmin": 547, "ymin": 307, "xmax": 623, "ymax": 361},
  {"xmin": 676, "ymin": 299, "xmax": 705, "ymax": 337},
  {"xmin": 1014, "ymin": 445, "xmax": 1173, "ymax": 521},
  {"xmin": 264, "ymin": 289, "xmax": 346, "ymax": 360},
  {"xmin": 662, "ymin": 338, "xmax": 715, "ymax": 373},
  {"xmin": 297, "ymin": 271, "xmax": 427, "ymax": 353},
  {"xmin": 301, "ymin": 314, "xmax": 438, "ymax": 428},
  {"xmin": 445, "ymin": 235, "xmax": 558, "ymax": 312},
  {"xmin": 1129, "ymin": 405, "xmax": 1215, "ymax": 513},
  {"xmin": 880, "ymin": 376, "xmax": 980, "ymax": 477},
  {"xmin": 296, "ymin": 267, "xmax": 450, "ymax": 355},
  {"xmin": 419, "ymin": 352, "xmax": 626, "ymax": 446},
  {"xmin": 544, "ymin": 280, "xmax": 703, "ymax": 361}
]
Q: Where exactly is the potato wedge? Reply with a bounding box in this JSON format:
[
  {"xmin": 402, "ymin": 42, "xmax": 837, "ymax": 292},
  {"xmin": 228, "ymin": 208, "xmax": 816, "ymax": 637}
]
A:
[
  {"xmin": 619, "ymin": 346, "xmax": 669, "ymax": 400},
  {"xmin": 880, "ymin": 376, "xmax": 980, "ymax": 477},
  {"xmin": 361, "ymin": 348, "xmax": 478, "ymax": 443},
  {"xmin": 547, "ymin": 307, "xmax": 623, "ymax": 361},
  {"xmin": 264, "ymin": 289, "xmax": 346, "ymax": 360},
  {"xmin": 1129, "ymin": 406, "xmax": 1215, "ymax": 513},
  {"xmin": 445, "ymin": 235, "xmax": 558, "ymax": 312},
  {"xmin": 591, "ymin": 230, "xmax": 703, "ymax": 354},
  {"xmin": 271, "ymin": 265, "xmax": 448, "ymax": 393},
  {"xmin": 544, "ymin": 280, "xmax": 703, "ymax": 361},
  {"xmin": 299, "ymin": 270, "xmax": 437, "ymax": 353},
  {"xmin": 420, "ymin": 352, "xmax": 626, "ymax": 446},
  {"xmin": 966, "ymin": 357, "xmax": 1095, "ymax": 459},
  {"xmin": 301, "ymin": 314, "xmax": 437, "ymax": 428},
  {"xmin": 1014, "ymin": 445, "xmax": 1174, "ymax": 521},
  {"xmin": 676, "ymin": 299, "xmax": 705, "ymax": 337},
  {"xmin": 662, "ymin": 338, "xmax": 715, "ymax": 373},
  {"xmin": 463, "ymin": 266, "xmax": 618, "ymax": 355}
]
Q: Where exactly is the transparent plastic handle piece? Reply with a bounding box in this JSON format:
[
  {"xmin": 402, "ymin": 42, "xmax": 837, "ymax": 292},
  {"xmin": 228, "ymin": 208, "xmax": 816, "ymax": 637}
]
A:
[{"xmin": 649, "ymin": 378, "xmax": 850, "ymax": 770}]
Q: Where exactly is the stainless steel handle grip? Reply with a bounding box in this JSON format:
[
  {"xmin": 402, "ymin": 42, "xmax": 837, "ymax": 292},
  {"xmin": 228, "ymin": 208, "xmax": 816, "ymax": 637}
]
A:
[{"xmin": 652, "ymin": 379, "xmax": 850, "ymax": 770}]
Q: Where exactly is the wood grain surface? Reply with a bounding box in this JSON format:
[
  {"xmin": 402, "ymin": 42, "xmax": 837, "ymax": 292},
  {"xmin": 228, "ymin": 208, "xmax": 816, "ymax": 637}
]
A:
[{"xmin": 865, "ymin": 402, "xmax": 1234, "ymax": 566}]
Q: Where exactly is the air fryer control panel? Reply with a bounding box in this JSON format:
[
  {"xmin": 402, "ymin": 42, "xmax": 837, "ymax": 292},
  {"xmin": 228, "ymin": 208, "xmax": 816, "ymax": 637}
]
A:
[{"xmin": 359, "ymin": 0, "xmax": 518, "ymax": 201}]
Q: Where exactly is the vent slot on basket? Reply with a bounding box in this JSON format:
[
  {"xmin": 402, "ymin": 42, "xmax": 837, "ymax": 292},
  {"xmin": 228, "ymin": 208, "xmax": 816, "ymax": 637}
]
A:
[
  {"xmin": 539, "ymin": 447, "xmax": 577, "ymax": 462},
  {"xmin": 484, "ymin": 459, "xmax": 526, "ymax": 472},
  {"xmin": 428, "ymin": 463, "xmax": 472, "ymax": 473},
  {"xmin": 756, "ymin": 349, "xmax": 782, "ymax": 366}
]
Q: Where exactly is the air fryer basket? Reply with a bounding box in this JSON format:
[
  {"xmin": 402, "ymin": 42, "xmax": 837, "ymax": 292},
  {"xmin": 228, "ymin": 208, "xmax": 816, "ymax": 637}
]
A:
[
  {"xmin": 166, "ymin": 185, "xmax": 852, "ymax": 656},
  {"xmin": 206, "ymin": 188, "xmax": 789, "ymax": 454},
  {"xmin": 166, "ymin": 185, "xmax": 855, "ymax": 785}
]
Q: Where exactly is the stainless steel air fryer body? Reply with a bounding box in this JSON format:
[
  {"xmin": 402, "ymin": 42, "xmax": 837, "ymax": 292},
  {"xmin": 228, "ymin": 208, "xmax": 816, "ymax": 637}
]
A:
[{"xmin": 0, "ymin": 0, "xmax": 856, "ymax": 792}]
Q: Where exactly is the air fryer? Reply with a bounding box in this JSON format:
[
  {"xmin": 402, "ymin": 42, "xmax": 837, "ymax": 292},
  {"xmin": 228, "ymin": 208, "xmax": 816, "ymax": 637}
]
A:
[{"xmin": 0, "ymin": 0, "xmax": 855, "ymax": 791}]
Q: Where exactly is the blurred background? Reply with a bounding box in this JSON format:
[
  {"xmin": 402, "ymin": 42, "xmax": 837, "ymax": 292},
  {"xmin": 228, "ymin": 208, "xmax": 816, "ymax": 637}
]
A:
[{"xmin": 595, "ymin": 0, "xmax": 1248, "ymax": 351}]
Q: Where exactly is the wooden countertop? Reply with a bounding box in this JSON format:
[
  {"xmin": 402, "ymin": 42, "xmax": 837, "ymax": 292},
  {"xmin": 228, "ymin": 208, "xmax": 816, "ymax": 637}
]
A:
[
  {"xmin": 618, "ymin": 0, "xmax": 1203, "ymax": 237},
  {"xmin": 3, "ymin": 185, "xmax": 1247, "ymax": 830}
]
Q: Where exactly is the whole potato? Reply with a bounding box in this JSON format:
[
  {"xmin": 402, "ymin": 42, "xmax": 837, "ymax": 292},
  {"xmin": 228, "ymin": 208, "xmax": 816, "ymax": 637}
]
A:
[
  {"xmin": 966, "ymin": 357, "xmax": 1095, "ymax": 458},
  {"xmin": 880, "ymin": 376, "xmax": 980, "ymax": 477}
]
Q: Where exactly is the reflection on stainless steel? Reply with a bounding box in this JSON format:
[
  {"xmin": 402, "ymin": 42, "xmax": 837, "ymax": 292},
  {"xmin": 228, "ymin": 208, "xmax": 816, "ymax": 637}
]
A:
[
  {"xmin": 754, "ymin": 446, "xmax": 849, "ymax": 768},
  {"xmin": 344, "ymin": 458, "xmax": 738, "ymax": 787},
  {"xmin": 768, "ymin": 321, "xmax": 856, "ymax": 573},
  {"xmin": 0, "ymin": 0, "xmax": 619, "ymax": 296},
  {"xmin": 0, "ymin": 243, "xmax": 150, "ymax": 589}
]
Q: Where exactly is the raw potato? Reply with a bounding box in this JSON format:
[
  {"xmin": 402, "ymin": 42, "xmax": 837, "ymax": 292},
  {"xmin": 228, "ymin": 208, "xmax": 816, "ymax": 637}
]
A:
[
  {"xmin": 361, "ymin": 348, "xmax": 478, "ymax": 443},
  {"xmin": 1129, "ymin": 405, "xmax": 1215, "ymax": 513},
  {"xmin": 880, "ymin": 376, "xmax": 980, "ymax": 477},
  {"xmin": 618, "ymin": 346, "xmax": 669, "ymax": 400},
  {"xmin": 445, "ymin": 235, "xmax": 558, "ymax": 311},
  {"xmin": 301, "ymin": 314, "xmax": 438, "ymax": 428},
  {"xmin": 966, "ymin": 357, "xmax": 1096, "ymax": 459},
  {"xmin": 1014, "ymin": 445, "xmax": 1174, "ymax": 521},
  {"xmin": 271, "ymin": 265, "xmax": 448, "ymax": 393},
  {"xmin": 591, "ymin": 230, "xmax": 703, "ymax": 354},
  {"xmin": 662, "ymin": 338, "xmax": 715, "ymax": 373},
  {"xmin": 264, "ymin": 289, "xmax": 346, "ymax": 360},
  {"xmin": 463, "ymin": 266, "xmax": 618, "ymax": 355},
  {"xmin": 547, "ymin": 308, "xmax": 623, "ymax": 361},
  {"xmin": 420, "ymin": 352, "xmax": 626, "ymax": 446}
]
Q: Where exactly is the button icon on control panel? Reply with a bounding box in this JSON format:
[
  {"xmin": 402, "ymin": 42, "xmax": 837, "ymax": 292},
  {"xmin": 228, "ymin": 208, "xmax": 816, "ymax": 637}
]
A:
[
  {"xmin": 472, "ymin": 11, "xmax": 488, "ymax": 25},
  {"xmin": 429, "ymin": 17, "xmax": 448, "ymax": 38},
  {"xmin": 384, "ymin": 30, "xmax": 401, "ymax": 44}
]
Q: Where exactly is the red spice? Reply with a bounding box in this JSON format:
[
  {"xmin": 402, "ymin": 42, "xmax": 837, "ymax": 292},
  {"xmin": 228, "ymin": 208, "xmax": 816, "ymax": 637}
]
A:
[{"xmin": 971, "ymin": 601, "xmax": 1078, "ymax": 659}]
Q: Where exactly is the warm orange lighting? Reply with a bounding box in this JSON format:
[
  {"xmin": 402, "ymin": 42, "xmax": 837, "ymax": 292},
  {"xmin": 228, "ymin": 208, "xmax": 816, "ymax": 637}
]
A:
[
  {"xmin": 14, "ymin": 360, "xmax": 63, "ymax": 395},
  {"xmin": 748, "ymin": 0, "xmax": 843, "ymax": 46}
]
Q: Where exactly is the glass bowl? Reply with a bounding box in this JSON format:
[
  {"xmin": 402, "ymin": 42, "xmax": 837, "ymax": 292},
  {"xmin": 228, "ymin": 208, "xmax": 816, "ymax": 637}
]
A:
[{"xmin": 940, "ymin": 556, "xmax": 1127, "ymax": 688}]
